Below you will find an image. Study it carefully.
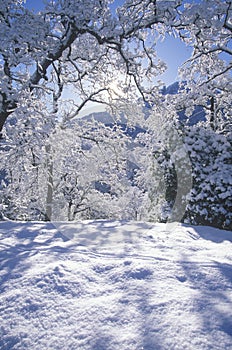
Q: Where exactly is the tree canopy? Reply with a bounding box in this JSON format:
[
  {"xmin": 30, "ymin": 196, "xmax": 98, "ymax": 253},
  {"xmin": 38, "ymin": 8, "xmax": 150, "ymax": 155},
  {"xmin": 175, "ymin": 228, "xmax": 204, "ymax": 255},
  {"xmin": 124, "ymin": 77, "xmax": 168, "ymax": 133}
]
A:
[
  {"xmin": 0, "ymin": 0, "xmax": 231, "ymax": 135},
  {"xmin": 0, "ymin": 0, "xmax": 231, "ymax": 228}
]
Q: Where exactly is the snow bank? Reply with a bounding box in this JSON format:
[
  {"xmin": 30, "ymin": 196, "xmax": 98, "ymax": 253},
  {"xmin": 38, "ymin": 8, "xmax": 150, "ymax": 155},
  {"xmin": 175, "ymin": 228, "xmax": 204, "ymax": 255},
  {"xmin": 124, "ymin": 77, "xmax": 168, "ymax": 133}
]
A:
[{"xmin": 0, "ymin": 220, "xmax": 232, "ymax": 350}]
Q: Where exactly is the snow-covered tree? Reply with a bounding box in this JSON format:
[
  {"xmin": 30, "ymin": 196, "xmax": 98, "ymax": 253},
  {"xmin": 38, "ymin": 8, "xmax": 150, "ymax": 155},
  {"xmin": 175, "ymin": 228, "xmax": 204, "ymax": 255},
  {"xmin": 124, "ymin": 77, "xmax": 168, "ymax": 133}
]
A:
[
  {"xmin": 0, "ymin": 112, "xmax": 132, "ymax": 220},
  {"xmin": 0, "ymin": 0, "xmax": 184, "ymax": 137},
  {"xmin": 1, "ymin": 0, "xmax": 231, "ymax": 226},
  {"xmin": 183, "ymin": 126, "xmax": 232, "ymax": 230},
  {"xmin": 176, "ymin": 0, "xmax": 232, "ymax": 132},
  {"xmin": 0, "ymin": 0, "xmax": 180, "ymax": 221},
  {"xmin": 129, "ymin": 103, "xmax": 193, "ymax": 224},
  {"xmin": 1, "ymin": 0, "xmax": 231, "ymax": 134}
]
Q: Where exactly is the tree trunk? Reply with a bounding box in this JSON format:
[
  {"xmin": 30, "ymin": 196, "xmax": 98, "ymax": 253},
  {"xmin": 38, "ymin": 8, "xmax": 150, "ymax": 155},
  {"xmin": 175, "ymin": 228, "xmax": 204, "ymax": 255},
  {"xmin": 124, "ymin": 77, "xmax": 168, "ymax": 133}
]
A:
[
  {"xmin": 210, "ymin": 96, "xmax": 216, "ymax": 131},
  {"xmin": 45, "ymin": 144, "xmax": 53, "ymax": 221},
  {"xmin": 0, "ymin": 100, "xmax": 17, "ymax": 138}
]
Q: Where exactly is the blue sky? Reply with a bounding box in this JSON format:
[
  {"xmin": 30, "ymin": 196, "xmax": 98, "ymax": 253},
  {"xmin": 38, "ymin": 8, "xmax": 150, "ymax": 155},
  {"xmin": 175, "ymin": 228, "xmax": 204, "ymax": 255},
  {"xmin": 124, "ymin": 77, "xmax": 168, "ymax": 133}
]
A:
[
  {"xmin": 24, "ymin": 0, "xmax": 192, "ymax": 86},
  {"xmin": 155, "ymin": 36, "xmax": 192, "ymax": 85}
]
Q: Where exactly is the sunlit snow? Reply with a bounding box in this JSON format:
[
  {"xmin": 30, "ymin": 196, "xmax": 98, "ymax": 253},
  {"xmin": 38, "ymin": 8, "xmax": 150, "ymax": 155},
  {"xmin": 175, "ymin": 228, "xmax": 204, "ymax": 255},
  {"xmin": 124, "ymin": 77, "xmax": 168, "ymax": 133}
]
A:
[{"xmin": 0, "ymin": 220, "xmax": 232, "ymax": 350}]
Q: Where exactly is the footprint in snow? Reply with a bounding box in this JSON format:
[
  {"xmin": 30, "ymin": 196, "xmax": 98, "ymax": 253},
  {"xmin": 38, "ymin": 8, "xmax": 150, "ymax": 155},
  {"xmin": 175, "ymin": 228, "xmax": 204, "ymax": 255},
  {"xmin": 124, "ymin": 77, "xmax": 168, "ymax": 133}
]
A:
[
  {"xmin": 127, "ymin": 268, "xmax": 153, "ymax": 280},
  {"xmin": 176, "ymin": 275, "xmax": 187, "ymax": 283}
]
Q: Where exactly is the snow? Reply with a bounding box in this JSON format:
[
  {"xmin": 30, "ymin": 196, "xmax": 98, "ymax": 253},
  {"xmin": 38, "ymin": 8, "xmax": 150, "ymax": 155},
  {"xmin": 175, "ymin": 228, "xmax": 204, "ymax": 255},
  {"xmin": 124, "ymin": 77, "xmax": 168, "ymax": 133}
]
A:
[{"xmin": 0, "ymin": 220, "xmax": 232, "ymax": 350}]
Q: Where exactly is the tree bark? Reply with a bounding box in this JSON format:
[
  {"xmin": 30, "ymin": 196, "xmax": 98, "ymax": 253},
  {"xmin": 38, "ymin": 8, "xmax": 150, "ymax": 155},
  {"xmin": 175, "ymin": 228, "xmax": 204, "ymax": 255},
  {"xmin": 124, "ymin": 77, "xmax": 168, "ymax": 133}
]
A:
[
  {"xmin": 0, "ymin": 98, "xmax": 17, "ymax": 137},
  {"xmin": 210, "ymin": 96, "xmax": 215, "ymax": 131},
  {"xmin": 45, "ymin": 144, "xmax": 53, "ymax": 221}
]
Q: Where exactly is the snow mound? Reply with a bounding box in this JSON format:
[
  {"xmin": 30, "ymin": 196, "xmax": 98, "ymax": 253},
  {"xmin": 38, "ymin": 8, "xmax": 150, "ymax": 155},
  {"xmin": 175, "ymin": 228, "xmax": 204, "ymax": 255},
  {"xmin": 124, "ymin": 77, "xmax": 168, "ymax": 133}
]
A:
[{"xmin": 0, "ymin": 220, "xmax": 232, "ymax": 350}]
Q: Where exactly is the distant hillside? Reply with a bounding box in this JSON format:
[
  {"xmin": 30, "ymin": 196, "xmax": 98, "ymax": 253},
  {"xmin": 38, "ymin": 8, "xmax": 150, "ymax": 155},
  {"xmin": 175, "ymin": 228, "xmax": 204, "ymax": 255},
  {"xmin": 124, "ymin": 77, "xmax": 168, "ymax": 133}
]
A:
[
  {"xmin": 80, "ymin": 111, "xmax": 123, "ymax": 125},
  {"xmin": 79, "ymin": 82, "xmax": 206, "ymax": 128},
  {"xmin": 162, "ymin": 82, "xmax": 206, "ymax": 125},
  {"xmin": 78, "ymin": 110, "xmax": 145, "ymax": 139}
]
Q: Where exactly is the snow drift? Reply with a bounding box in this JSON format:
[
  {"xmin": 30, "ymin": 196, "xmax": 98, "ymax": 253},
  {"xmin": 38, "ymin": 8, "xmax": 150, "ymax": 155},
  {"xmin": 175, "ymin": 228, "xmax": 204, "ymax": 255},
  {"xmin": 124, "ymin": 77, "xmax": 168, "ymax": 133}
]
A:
[{"xmin": 0, "ymin": 220, "xmax": 232, "ymax": 350}]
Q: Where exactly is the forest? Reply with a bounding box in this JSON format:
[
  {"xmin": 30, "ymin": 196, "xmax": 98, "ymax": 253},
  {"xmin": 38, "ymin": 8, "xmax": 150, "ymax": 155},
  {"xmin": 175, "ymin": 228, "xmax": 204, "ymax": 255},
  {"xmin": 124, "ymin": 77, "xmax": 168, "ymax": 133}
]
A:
[{"xmin": 0, "ymin": 0, "xmax": 231, "ymax": 229}]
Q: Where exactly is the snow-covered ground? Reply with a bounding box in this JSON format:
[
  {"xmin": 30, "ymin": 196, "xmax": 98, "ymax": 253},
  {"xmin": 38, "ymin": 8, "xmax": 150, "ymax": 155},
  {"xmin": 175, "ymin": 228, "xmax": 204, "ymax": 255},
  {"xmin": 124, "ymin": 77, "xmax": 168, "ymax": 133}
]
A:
[{"xmin": 0, "ymin": 220, "xmax": 232, "ymax": 350}]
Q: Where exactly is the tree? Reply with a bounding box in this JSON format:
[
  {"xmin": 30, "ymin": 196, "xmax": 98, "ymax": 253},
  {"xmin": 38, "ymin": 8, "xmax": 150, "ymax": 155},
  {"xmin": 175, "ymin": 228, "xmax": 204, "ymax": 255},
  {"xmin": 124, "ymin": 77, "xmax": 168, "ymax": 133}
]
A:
[
  {"xmin": 1, "ymin": 0, "xmax": 231, "ymax": 226},
  {"xmin": 177, "ymin": 0, "xmax": 232, "ymax": 132},
  {"xmin": 2, "ymin": 1, "xmax": 230, "ymax": 134},
  {"xmin": 0, "ymin": 108, "xmax": 132, "ymax": 220},
  {"xmin": 0, "ymin": 0, "xmax": 183, "ymax": 137},
  {"xmin": 184, "ymin": 126, "xmax": 232, "ymax": 230},
  {"xmin": 0, "ymin": 0, "xmax": 181, "ymax": 221},
  {"xmin": 132, "ymin": 106, "xmax": 193, "ymax": 224}
]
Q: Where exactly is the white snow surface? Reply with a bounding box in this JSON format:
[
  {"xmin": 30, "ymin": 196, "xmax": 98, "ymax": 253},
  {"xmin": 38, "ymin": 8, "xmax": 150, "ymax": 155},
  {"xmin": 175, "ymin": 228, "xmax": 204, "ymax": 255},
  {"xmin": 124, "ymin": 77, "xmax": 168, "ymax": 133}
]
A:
[{"xmin": 0, "ymin": 220, "xmax": 232, "ymax": 350}]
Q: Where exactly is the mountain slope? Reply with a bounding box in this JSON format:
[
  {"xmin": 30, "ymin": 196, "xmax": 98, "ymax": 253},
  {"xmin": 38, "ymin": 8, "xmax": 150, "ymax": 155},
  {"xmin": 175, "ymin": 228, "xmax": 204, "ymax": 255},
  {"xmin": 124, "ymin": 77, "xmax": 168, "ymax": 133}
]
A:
[{"xmin": 79, "ymin": 81, "xmax": 206, "ymax": 128}]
